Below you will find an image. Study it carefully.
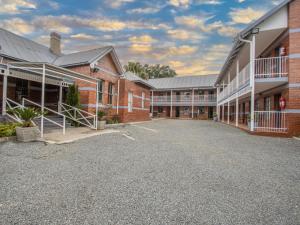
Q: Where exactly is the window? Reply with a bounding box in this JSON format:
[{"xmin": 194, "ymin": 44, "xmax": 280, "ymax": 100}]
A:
[
  {"xmin": 183, "ymin": 107, "xmax": 189, "ymax": 115},
  {"xmin": 141, "ymin": 92, "xmax": 145, "ymax": 109},
  {"xmin": 255, "ymin": 100, "xmax": 260, "ymax": 111},
  {"xmin": 158, "ymin": 106, "xmax": 163, "ymax": 113},
  {"xmin": 97, "ymin": 80, "xmax": 104, "ymax": 103},
  {"xmin": 128, "ymin": 92, "xmax": 133, "ymax": 112},
  {"xmin": 108, "ymin": 82, "xmax": 113, "ymax": 105},
  {"xmin": 264, "ymin": 97, "xmax": 271, "ymax": 111},
  {"xmin": 198, "ymin": 106, "xmax": 205, "ymax": 114}
]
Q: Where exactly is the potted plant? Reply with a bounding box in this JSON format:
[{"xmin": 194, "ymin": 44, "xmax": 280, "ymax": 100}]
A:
[
  {"xmin": 10, "ymin": 107, "xmax": 44, "ymax": 142},
  {"xmin": 97, "ymin": 110, "xmax": 106, "ymax": 130},
  {"xmin": 213, "ymin": 113, "xmax": 218, "ymax": 122}
]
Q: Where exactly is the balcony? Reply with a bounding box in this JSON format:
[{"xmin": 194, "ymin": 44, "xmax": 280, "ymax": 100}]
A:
[
  {"xmin": 151, "ymin": 94, "xmax": 217, "ymax": 106},
  {"xmin": 218, "ymin": 56, "xmax": 288, "ymax": 104}
]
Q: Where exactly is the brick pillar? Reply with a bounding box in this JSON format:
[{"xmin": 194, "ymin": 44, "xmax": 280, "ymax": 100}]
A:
[{"xmin": 287, "ymin": 0, "xmax": 300, "ymax": 136}]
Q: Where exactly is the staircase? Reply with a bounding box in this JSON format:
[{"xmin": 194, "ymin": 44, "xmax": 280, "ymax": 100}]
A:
[{"xmin": 33, "ymin": 116, "xmax": 72, "ymax": 133}]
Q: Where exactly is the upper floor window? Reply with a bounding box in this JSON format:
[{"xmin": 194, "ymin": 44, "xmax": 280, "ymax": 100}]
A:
[{"xmin": 108, "ymin": 82, "xmax": 113, "ymax": 105}]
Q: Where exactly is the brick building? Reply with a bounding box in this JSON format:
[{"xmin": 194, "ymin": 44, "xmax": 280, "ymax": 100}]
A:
[
  {"xmin": 148, "ymin": 75, "xmax": 217, "ymax": 119},
  {"xmin": 0, "ymin": 29, "xmax": 152, "ymax": 136},
  {"xmin": 216, "ymin": 0, "xmax": 300, "ymax": 137}
]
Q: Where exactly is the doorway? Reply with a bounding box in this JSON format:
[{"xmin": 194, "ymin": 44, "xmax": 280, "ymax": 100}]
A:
[
  {"xmin": 175, "ymin": 107, "xmax": 180, "ymax": 118},
  {"xmin": 208, "ymin": 107, "xmax": 214, "ymax": 119}
]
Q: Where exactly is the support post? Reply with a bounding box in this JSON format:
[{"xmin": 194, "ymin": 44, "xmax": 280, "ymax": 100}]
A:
[
  {"xmin": 41, "ymin": 64, "xmax": 46, "ymax": 138},
  {"xmin": 170, "ymin": 90, "xmax": 173, "ymax": 118},
  {"xmin": 151, "ymin": 91, "xmax": 154, "ymax": 117},
  {"xmin": 236, "ymin": 60, "xmax": 239, "ymax": 127},
  {"xmin": 95, "ymin": 81, "xmax": 99, "ymax": 129},
  {"xmin": 117, "ymin": 79, "xmax": 120, "ymax": 115},
  {"xmin": 191, "ymin": 89, "xmax": 194, "ymax": 119},
  {"xmin": 216, "ymin": 86, "xmax": 220, "ymax": 121},
  {"xmin": 250, "ymin": 35, "xmax": 256, "ymax": 132},
  {"xmin": 2, "ymin": 66, "xmax": 8, "ymax": 116},
  {"xmin": 58, "ymin": 83, "xmax": 63, "ymax": 113},
  {"xmin": 227, "ymin": 73, "xmax": 230, "ymax": 125},
  {"xmin": 222, "ymin": 104, "xmax": 225, "ymax": 122}
]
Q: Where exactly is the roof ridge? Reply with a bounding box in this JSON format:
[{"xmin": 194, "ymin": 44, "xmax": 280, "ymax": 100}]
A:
[{"xmin": 61, "ymin": 46, "xmax": 113, "ymax": 57}]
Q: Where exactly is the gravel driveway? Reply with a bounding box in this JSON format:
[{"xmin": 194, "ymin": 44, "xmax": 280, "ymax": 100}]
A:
[{"xmin": 0, "ymin": 120, "xmax": 300, "ymax": 225}]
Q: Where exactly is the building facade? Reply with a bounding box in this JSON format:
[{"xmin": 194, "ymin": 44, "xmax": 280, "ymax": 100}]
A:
[
  {"xmin": 216, "ymin": 0, "xmax": 300, "ymax": 137},
  {"xmin": 148, "ymin": 76, "xmax": 217, "ymax": 120},
  {"xmin": 0, "ymin": 29, "xmax": 152, "ymax": 136}
]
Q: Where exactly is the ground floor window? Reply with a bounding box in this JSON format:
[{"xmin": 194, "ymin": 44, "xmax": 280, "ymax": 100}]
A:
[
  {"xmin": 128, "ymin": 92, "xmax": 133, "ymax": 112},
  {"xmin": 198, "ymin": 106, "xmax": 205, "ymax": 114},
  {"xmin": 264, "ymin": 96, "xmax": 271, "ymax": 111},
  {"xmin": 97, "ymin": 80, "xmax": 104, "ymax": 103},
  {"xmin": 108, "ymin": 82, "xmax": 113, "ymax": 105}
]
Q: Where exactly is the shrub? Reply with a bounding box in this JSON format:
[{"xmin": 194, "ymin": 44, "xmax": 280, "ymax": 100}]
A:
[
  {"xmin": 107, "ymin": 115, "xmax": 121, "ymax": 124},
  {"xmin": 0, "ymin": 123, "xmax": 20, "ymax": 137}
]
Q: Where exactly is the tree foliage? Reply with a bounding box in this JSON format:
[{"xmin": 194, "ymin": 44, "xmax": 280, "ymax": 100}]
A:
[
  {"xmin": 66, "ymin": 84, "xmax": 80, "ymax": 107},
  {"xmin": 124, "ymin": 62, "xmax": 177, "ymax": 80}
]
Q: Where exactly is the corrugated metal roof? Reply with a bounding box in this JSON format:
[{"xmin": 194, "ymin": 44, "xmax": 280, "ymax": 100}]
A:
[
  {"xmin": 0, "ymin": 28, "xmax": 57, "ymax": 62},
  {"xmin": 53, "ymin": 46, "xmax": 113, "ymax": 67},
  {"xmin": 216, "ymin": 0, "xmax": 292, "ymax": 84},
  {"xmin": 122, "ymin": 71, "xmax": 154, "ymax": 88},
  {"xmin": 148, "ymin": 75, "xmax": 218, "ymax": 90}
]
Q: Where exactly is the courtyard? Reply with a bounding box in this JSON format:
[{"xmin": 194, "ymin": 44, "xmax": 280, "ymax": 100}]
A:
[{"xmin": 0, "ymin": 120, "xmax": 300, "ymax": 225}]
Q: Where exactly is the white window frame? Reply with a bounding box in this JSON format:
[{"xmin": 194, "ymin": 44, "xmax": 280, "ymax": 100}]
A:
[
  {"xmin": 142, "ymin": 92, "xmax": 145, "ymax": 109},
  {"xmin": 128, "ymin": 92, "xmax": 133, "ymax": 112}
]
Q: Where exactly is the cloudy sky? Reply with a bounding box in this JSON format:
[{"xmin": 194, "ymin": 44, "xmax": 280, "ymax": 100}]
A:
[{"xmin": 0, "ymin": 0, "xmax": 284, "ymax": 76}]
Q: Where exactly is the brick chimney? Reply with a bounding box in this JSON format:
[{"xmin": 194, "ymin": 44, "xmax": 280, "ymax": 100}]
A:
[{"xmin": 50, "ymin": 32, "xmax": 61, "ymax": 55}]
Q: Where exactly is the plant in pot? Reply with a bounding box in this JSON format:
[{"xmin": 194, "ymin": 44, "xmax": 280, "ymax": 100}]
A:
[
  {"xmin": 10, "ymin": 107, "xmax": 44, "ymax": 142},
  {"xmin": 97, "ymin": 110, "xmax": 107, "ymax": 130},
  {"xmin": 213, "ymin": 112, "xmax": 218, "ymax": 122},
  {"xmin": 66, "ymin": 84, "xmax": 81, "ymax": 127}
]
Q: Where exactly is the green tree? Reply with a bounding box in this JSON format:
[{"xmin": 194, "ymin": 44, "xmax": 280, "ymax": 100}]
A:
[
  {"xmin": 66, "ymin": 84, "xmax": 80, "ymax": 107},
  {"xmin": 124, "ymin": 62, "xmax": 177, "ymax": 79}
]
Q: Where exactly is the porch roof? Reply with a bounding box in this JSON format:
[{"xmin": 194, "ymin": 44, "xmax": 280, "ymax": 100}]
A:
[{"xmin": 8, "ymin": 62, "xmax": 98, "ymax": 85}]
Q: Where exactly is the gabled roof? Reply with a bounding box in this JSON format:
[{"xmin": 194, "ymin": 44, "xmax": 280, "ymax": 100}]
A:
[
  {"xmin": 53, "ymin": 46, "xmax": 113, "ymax": 67},
  {"xmin": 217, "ymin": 0, "xmax": 292, "ymax": 84},
  {"xmin": 0, "ymin": 28, "xmax": 57, "ymax": 62},
  {"xmin": 0, "ymin": 28, "xmax": 123, "ymax": 75},
  {"xmin": 148, "ymin": 75, "xmax": 218, "ymax": 90},
  {"xmin": 122, "ymin": 71, "xmax": 155, "ymax": 89}
]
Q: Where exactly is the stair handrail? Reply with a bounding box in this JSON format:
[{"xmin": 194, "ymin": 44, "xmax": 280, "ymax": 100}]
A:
[
  {"xmin": 22, "ymin": 98, "xmax": 66, "ymax": 134},
  {"xmin": 5, "ymin": 98, "xmax": 24, "ymax": 123},
  {"xmin": 59, "ymin": 102, "xmax": 96, "ymax": 129}
]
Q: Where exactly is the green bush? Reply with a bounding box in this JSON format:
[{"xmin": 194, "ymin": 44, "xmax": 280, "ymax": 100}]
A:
[
  {"xmin": 106, "ymin": 115, "xmax": 121, "ymax": 124},
  {"xmin": 0, "ymin": 123, "xmax": 20, "ymax": 137}
]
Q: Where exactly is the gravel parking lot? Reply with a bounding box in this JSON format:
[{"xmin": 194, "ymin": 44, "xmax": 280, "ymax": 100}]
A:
[{"xmin": 0, "ymin": 119, "xmax": 300, "ymax": 225}]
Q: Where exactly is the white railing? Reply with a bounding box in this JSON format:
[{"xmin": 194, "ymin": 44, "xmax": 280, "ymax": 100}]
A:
[
  {"xmin": 255, "ymin": 56, "xmax": 288, "ymax": 78},
  {"xmin": 23, "ymin": 98, "xmax": 66, "ymax": 134},
  {"xmin": 151, "ymin": 95, "xmax": 216, "ymax": 105},
  {"xmin": 254, "ymin": 111, "xmax": 287, "ymax": 133},
  {"xmin": 60, "ymin": 103, "xmax": 96, "ymax": 129},
  {"xmin": 218, "ymin": 56, "xmax": 288, "ymax": 103},
  {"xmin": 5, "ymin": 98, "xmax": 24, "ymax": 123}
]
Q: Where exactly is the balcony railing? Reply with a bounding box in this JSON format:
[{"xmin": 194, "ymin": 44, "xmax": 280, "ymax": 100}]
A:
[
  {"xmin": 218, "ymin": 56, "xmax": 288, "ymax": 103},
  {"xmin": 151, "ymin": 94, "xmax": 217, "ymax": 105},
  {"xmin": 254, "ymin": 111, "xmax": 287, "ymax": 133},
  {"xmin": 255, "ymin": 56, "xmax": 288, "ymax": 78}
]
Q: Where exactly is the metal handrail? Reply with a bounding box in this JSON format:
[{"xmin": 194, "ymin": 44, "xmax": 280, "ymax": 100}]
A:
[
  {"xmin": 5, "ymin": 98, "xmax": 24, "ymax": 123},
  {"xmin": 22, "ymin": 98, "xmax": 66, "ymax": 134},
  {"xmin": 59, "ymin": 103, "xmax": 96, "ymax": 129}
]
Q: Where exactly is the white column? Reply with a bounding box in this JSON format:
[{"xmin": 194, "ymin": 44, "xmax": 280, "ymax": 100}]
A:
[
  {"xmin": 227, "ymin": 73, "xmax": 230, "ymax": 125},
  {"xmin": 216, "ymin": 87, "xmax": 220, "ymax": 121},
  {"xmin": 58, "ymin": 83, "xmax": 63, "ymax": 113},
  {"xmin": 151, "ymin": 91, "xmax": 154, "ymax": 117},
  {"xmin": 236, "ymin": 60, "xmax": 239, "ymax": 127},
  {"xmin": 117, "ymin": 79, "xmax": 120, "ymax": 115},
  {"xmin": 250, "ymin": 35, "xmax": 256, "ymax": 132},
  {"xmin": 191, "ymin": 89, "xmax": 194, "ymax": 119},
  {"xmin": 2, "ymin": 66, "xmax": 8, "ymax": 116},
  {"xmin": 222, "ymin": 104, "xmax": 225, "ymax": 122},
  {"xmin": 95, "ymin": 81, "xmax": 99, "ymax": 129},
  {"xmin": 41, "ymin": 64, "xmax": 46, "ymax": 138},
  {"xmin": 170, "ymin": 90, "xmax": 173, "ymax": 118}
]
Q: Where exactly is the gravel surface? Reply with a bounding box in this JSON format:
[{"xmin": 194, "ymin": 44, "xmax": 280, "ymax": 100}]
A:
[{"xmin": 0, "ymin": 120, "xmax": 300, "ymax": 225}]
